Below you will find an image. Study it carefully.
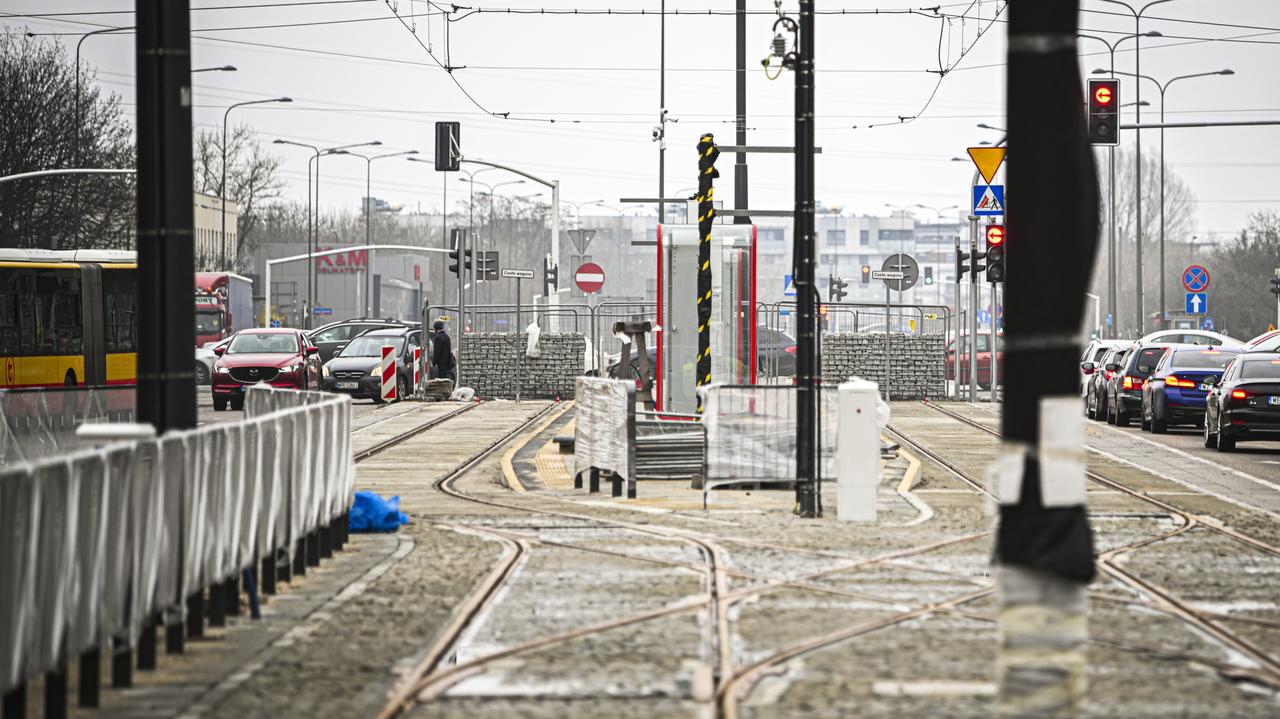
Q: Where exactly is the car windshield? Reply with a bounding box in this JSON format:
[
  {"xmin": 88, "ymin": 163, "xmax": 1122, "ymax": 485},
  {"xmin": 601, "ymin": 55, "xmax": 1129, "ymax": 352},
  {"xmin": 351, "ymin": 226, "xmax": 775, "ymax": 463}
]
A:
[
  {"xmin": 1241, "ymin": 359, "xmax": 1280, "ymax": 380},
  {"xmin": 195, "ymin": 311, "xmax": 222, "ymax": 334},
  {"xmin": 1171, "ymin": 349, "xmax": 1239, "ymax": 370},
  {"xmin": 340, "ymin": 336, "xmax": 405, "ymax": 357},
  {"xmin": 227, "ymin": 333, "xmax": 297, "ymax": 354}
]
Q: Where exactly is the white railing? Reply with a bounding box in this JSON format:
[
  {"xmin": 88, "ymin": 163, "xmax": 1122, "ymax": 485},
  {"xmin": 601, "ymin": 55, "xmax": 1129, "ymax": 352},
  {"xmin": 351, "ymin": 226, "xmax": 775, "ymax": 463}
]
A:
[{"xmin": 0, "ymin": 386, "xmax": 353, "ymax": 701}]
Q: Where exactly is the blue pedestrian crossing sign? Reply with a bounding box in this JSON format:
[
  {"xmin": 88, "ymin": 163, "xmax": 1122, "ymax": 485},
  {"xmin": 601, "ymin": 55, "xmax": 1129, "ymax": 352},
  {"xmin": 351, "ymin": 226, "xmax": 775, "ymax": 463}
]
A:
[
  {"xmin": 972, "ymin": 184, "xmax": 1005, "ymax": 216},
  {"xmin": 1185, "ymin": 292, "xmax": 1207, "ymax": 314},
  {"xmin": 783, "ymin": 274, "xmax": 796, "ymax": 297},
  {"xmin": 1202, "ymin": 315, "xmax": 1215, "ymax": 331}
]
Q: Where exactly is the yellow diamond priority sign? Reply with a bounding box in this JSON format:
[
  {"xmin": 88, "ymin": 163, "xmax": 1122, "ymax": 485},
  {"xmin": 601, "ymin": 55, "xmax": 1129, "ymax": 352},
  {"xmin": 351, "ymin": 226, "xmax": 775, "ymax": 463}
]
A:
[{"xmin": 967, "ymin": 147, "xmax": 1007, "ymax": 185}]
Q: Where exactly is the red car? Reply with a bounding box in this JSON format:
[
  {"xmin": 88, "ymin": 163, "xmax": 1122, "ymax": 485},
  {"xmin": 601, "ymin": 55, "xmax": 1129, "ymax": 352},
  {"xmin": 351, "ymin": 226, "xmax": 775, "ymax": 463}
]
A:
[
  {"xmin": 211, "ymin": 328, "xmax": 321, "ymax": 411},
  {"xmin": 947, "ymin": 333, "xmax": 1005, "ymax": 390}
]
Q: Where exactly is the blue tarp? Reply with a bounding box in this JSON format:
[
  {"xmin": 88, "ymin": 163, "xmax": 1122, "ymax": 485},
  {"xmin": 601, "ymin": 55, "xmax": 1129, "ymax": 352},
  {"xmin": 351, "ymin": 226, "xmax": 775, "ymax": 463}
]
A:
[{"xmin": 349, "ymin": 490, "xmax": 409, "ymax": 533}]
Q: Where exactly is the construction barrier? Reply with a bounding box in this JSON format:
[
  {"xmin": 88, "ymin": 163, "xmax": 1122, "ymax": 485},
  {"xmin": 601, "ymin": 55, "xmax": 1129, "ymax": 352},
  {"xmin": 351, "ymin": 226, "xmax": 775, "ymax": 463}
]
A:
[{"xmin": 572, "ymin": 377, "xmax": 636, "ymax": 498}]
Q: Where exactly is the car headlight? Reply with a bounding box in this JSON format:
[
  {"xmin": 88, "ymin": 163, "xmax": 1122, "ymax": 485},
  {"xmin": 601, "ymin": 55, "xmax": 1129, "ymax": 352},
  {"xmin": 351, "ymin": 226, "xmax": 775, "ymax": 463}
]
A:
[
  {"xmin": 214, "ymin": 365, "xmax": 231, "ymax": 374},
  {"xmin": 369, "ymin": 365, "xmax": 380, "ymax": 376},
  {"xmin": 322, "ymin": 364, "xmax": 331, "ymax": 377},
  {"xmin": 282, "ymin": 363, "xmax": 302, "ymax": 374}
]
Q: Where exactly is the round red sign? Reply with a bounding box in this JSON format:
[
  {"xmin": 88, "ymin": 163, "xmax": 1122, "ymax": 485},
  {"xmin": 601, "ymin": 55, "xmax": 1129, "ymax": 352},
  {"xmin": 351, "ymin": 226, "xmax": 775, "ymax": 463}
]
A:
[{"xmin": 574, "ymin": 262, "xmax": 605, "ymax": 294}]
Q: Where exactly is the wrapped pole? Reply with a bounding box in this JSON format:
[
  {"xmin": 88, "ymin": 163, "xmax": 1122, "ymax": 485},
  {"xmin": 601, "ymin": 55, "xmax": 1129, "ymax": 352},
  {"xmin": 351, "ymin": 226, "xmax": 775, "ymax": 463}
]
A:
[
  {"xmin": 695, "ymin": 134, "xmax": 720, "ymax": 414},
  {"xmin": 998, "ymin": 1, "xmax": 1098, "ymax": 715}
]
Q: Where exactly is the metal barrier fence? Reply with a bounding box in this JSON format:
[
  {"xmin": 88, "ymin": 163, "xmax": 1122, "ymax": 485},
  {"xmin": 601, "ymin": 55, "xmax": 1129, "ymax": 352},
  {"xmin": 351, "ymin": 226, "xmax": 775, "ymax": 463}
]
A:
[
  {"xmin": 0, "ymin": 387, "xmax": 136, "ymax": 465},
  {"xmin": 0, "ymin": 386, "xmax": 353, "ymax": 712},
  {"xmin": 572, "ymin": 377, "xmax": 636, "ymax": 497},
  {"xmin": 702, "ymin": 385, "xmax": 837, "ymax": 489}
]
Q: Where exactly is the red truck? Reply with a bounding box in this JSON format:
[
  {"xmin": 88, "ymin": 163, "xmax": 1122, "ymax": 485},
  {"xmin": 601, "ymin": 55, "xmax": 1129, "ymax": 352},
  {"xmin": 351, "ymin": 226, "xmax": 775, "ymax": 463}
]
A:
[{"xmin": 195, "ymin": 272, "xmax": 253, "ymax": 347}]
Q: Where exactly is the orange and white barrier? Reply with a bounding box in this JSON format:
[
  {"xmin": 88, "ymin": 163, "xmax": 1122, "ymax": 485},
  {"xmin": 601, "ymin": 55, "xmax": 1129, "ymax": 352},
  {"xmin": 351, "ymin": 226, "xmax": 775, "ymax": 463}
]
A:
[{"xmin": 381, "ymin": 345, "xmax": 397, "ymax": 401}]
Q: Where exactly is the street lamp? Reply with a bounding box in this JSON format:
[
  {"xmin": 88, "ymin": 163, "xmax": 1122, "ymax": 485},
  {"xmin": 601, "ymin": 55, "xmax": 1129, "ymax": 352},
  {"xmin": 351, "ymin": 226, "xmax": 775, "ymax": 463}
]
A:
[
  {"xmin": 326, "ymin": 149, "xmax": 418, "ymax": 315},
  {"xmin": 221, "ymin": 97, "xmax": 292, "ymax": 269},
  {"xmin": 1079, "ymin": 28, "xmax": 1163, "ymax": 337},
  {"xmin": 467, "ymin": 178, "xmax": 525, "ymax": 305},
  {"xmin": 1094, "ymin": 66, "xmax": 1234, "ymax": 329},
  {"xmin": 976, "ymin": 123, "xmax": 1006, "ymax": 133}
]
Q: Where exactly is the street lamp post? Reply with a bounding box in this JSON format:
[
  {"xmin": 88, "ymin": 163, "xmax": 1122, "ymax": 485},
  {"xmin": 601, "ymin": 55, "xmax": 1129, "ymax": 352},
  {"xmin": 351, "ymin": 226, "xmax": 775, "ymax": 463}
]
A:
[
  {"xmin": 1099, "ymin": 0, "xmax": 1177, "ymax": 334},
  {"xmin": 470, "ymin": 179, "xmax": 526, "ymax": 306},
  {"xmin": 914, "ymin": 204, "xmax": 959, "ymax": 305},
  {"xmin": 1098, "ymin": 67, "xmax": 1234, "ymax": 330},
  {"xmin": 221, "ymin": 97, "xmax": 292, "ymax": 269},
  {"xmin": 458, "ymin": 168, "xmax": 496, "ymax": 316},
  {"xmin": 326, "ymin": 149, "xmax": 418, "ymax": 316},
  {"xmin": 1077, "ymin": 31, "xmax": 1158, "ymax": 337}
]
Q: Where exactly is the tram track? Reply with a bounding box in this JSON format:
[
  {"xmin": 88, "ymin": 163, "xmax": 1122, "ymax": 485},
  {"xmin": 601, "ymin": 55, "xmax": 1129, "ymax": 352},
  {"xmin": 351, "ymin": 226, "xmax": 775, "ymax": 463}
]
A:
[{"xmin": 895, "ymin": 400, "xmax": 1280, "ymax": 688}]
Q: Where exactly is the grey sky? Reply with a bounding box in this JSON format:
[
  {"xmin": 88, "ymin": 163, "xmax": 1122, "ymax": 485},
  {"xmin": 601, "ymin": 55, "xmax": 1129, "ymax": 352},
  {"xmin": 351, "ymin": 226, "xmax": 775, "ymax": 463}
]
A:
[{"xmin": 6, "ymin": 1, "xmax": 1279, "ymax": 240}]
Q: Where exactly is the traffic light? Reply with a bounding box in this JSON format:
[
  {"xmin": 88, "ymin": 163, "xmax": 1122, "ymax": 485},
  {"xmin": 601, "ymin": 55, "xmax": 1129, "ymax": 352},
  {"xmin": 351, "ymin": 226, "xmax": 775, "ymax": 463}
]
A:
[
  {"xmin": 985, "ymin": 224, "xmax": 1005, "ymax": 283},
  {"xmin": 543, "ymin": 254, "xmax": 558, "ymax": 296},
  {"xmin": 447, "ymin": 248, "xmax": 472, "ymax": 278},
  {"xmin": 924, "ymin": 267, "xmax": 934, "ymax": 285},
  {"xmin": 860, "ymin": 264, "xmax": 871, "ymax": 285},
  {"xmin": 957, "ymin": 247, "xmax": 986, "ymax": 282},
  {"xmin": 434, "ymin": 121, "xmax": 461, "ymax": 171},
  {"xmin": 1087, "ymin": 78, "xmax": 1119, "ymax": 146},
  {"xmin": 830, "ymin": 275, "xmax": 849, "ymax": 301},
  {"xmin": 1270, "ymin": 273, "xmax": 1280, "ymax": 297}
]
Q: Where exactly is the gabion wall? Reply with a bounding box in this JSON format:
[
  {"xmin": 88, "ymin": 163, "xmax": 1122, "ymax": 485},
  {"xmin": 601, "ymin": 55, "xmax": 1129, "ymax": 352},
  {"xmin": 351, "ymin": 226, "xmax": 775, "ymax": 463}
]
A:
[
  {"xmin": 820, "ymin": 333, "xmax": 947, "ymax": 399},
  {"xmin": 459, "ymin": 332, "xmax": 586, "ymax": 399}
]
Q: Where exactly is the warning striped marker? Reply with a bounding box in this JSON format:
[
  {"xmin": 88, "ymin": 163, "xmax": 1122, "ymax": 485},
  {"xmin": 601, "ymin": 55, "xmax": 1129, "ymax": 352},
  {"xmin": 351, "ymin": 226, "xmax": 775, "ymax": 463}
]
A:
[
  {"xmin": 381, "ymin": 345, "xmax": 397, "ymax": 402},
  {"xmin": 412, "ymin": 347, "xmax": 421, "ymax": 393}
]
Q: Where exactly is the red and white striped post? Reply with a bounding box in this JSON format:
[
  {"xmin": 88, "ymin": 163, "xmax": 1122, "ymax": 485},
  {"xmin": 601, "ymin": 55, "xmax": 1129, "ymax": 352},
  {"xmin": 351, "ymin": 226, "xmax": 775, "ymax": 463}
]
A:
[
  {"xmin": 381, "ymin": 345, "xmax": 396, "ymax": 402},
  {"xmin": 412, "ymin": 347, "xmax": 421, "ymax": 394}
]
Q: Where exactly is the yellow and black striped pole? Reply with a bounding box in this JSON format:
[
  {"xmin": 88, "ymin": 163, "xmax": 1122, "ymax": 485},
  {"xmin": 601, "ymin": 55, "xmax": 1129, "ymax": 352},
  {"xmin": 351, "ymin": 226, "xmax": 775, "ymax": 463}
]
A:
[{"xmin": 695, "ymin": 133, "xmax": 720, "ymax": 414}]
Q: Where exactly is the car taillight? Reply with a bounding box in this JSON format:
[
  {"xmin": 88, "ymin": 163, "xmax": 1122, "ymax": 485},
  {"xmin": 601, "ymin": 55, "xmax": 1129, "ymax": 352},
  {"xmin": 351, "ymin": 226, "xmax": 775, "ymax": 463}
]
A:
[
  {"xmin": 1231, "ymin": 389, "xmax": 1248, "ymax": 400},
  {"xmin": 1123, "ymin": 376, "xmax": 1143, "ymax": 390},
  {"xmin": 1105, "ymin": 371, "xmax": 1115, "ymax": 380},
  {"xmin": 784, "ymin": 345, "xmax": 797, "ymax": 354},
  {"xmin": 1164, "ymin": 375, "xmax": 1196, "ymax": 388}
]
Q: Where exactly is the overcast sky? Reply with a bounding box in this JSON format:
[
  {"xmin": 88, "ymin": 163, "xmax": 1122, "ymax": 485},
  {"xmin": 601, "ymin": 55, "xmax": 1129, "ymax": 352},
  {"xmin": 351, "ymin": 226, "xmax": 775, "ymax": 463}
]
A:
[{"xmin": 6, "ymin": 1, "xmax": 1280, "ymax": 240}]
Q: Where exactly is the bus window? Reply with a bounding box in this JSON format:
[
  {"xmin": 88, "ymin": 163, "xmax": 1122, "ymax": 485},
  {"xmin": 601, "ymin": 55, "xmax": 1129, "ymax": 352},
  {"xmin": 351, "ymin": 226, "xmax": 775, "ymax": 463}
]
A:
[
  {"xmin": 0, "ymin": 269, "xmax": 18, "ymax": 356},
  {"xmin": 103, "ymin": 269, "xmax": 136, "ymax": 353},
  {"xmin": 52, "ymin": 273, "xmax": 83, "ymax": 354}
]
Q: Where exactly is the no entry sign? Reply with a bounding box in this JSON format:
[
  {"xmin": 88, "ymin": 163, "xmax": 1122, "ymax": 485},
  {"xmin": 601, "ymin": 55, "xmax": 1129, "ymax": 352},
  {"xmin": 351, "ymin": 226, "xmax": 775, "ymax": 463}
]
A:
[{"xmin": 575, "ymin": 262, "xmax": 605, "ymax": 294}]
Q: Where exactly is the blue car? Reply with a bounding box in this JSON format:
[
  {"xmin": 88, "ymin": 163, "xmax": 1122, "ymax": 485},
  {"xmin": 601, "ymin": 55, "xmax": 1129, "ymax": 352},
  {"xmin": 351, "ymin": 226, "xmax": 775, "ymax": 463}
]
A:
[{"xmin": 1141, "ymin": 346, "xmax": 1242, "ymax": 433}]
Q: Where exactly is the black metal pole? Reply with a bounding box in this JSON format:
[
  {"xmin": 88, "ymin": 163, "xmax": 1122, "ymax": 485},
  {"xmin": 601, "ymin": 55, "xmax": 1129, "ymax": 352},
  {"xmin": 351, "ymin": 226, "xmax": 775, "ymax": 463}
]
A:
[
  {"xmin": 734, "ymin": 0, "xmax": 749, "ymax": 226},
  {"xmin": 999, "ymin": 1, "xmax": 1096, "ymax": 711},
  {"xmin": 793, "ymin": 0, "xmax": 818, "ymax": 518}
]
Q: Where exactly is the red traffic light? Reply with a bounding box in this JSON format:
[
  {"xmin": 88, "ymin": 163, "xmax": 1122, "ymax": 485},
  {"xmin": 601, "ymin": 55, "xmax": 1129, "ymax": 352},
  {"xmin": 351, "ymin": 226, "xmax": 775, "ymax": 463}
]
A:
[
  {"xmin": 986, "ymin": 225, "xmax": 1005, "ymax": 246},
  {"xmin": 1093, "ymin": 85, "xmax": 1113, "ymax": 106}
]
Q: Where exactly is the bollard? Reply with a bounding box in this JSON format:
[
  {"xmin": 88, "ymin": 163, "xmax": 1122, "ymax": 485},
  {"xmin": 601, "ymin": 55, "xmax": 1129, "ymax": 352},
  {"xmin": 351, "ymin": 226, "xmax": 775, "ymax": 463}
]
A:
[
  {"xmin": 3, "ymin": 684, "xmax": 26, "ymax": 719},
  {"xmin": 165, "ymin": 618, "xmax": 184, "ymax": 655},
  {"xmin": 588, "ymin": 467, "xmax": 600, "ymax": 494},
  {"xmin": 137, "ymin": 619, "xmax": 157, "ymax": 669},
  {"xmin": 836, "ymin": 379, "xmax": 881, "ymax": 523},
  {"xmin": 78, "ymin": 649, "xmax": 100, "ymax": 707},
  {"xmin": 262, "ymin": 554, "xmax": 277, "ymax": 595},
  {"xmin": 110, "ymin": 637, "xmax": 131, "ymax": 688},
  {"xmin": 574, "ymin": 470, "xmax": 583, "ymax": 490},
  {"xmin": 306, "ymin": 531, "xmax": 321, "ymax": 567},
  {"xmin": 293, "ymin": 538, "xmax": 307, "ymax": 577},
  {"xmin": 611, "ymin": 471, "xmax": 623, "ymax": 498},
  {"xmin": 45, "ymin": 663, "xmax": 67, "ymax": 719},
  {"xmin": 226, "ymin": 575, "xmax": 241, "ymax": 617},
  {"xmin": 187, "ymin": 591, "xmax": 205, "ymax": 638},
  {"xmin": 208, "ymin": 582, "xmax": 227, "ymax": 627}
]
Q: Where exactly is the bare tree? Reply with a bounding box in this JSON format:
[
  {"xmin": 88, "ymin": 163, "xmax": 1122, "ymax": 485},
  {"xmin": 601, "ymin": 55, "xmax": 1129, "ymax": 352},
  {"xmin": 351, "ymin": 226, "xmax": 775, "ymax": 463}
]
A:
[
  {"xmin": 1207, "ymin": 211, "xmax": 1280, "ymax": 338},
  {"xmin": 0, "ymin": 30, "xmax": 135, "ymax": 250},
  {"xmin": 193, "ymin": 124, "xmax": 283, "ymax": 270},
  {"xmin": 1093, "ymin": 147, "xmax": 1198, "ymax": 333}
]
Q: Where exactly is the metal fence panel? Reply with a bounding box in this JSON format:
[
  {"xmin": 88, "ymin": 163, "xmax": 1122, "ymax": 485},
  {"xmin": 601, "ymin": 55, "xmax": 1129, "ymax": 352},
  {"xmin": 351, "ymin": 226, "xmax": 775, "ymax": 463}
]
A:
[
  {"xmin": 703, "ymin": 385, "xmax": 837, "ymax": 484},
  {"xmin": 573, "ymin": 377, "xmax": 636, "ymax": 481}
]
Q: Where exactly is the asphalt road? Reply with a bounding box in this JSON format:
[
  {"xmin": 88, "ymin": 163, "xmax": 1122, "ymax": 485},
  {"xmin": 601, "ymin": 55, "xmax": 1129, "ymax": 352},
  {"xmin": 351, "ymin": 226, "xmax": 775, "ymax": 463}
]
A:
[{"xmin": 1098, "ymin": 416, "xmax": 1280, "ymax": 477}]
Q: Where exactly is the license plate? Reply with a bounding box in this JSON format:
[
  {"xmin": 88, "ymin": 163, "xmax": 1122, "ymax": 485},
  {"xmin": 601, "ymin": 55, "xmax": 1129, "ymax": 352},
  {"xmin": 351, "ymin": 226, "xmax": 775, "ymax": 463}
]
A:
[
  {"xmin": 1269, "ymin": 396, "xmax": 1280, "ymax": 406},
  {"xmin": 1199, "ymin": 383, "xmax": 1211, "ymax": 391},
  {"xmin": 336, "ymin": 381, "xmax": 359, "ymax": 390}
]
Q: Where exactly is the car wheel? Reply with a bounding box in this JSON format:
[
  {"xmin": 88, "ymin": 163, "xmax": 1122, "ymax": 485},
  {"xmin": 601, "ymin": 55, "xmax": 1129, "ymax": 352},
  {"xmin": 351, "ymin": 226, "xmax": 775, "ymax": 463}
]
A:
[
  {"xmin": 1106, "ymin": 400, "xmax": 1117, "ymax": 425},
  {"xmin": 1114, "ymin": 406, "xmax": 1130, "ymax": 427},
  {"xmin": 1203, "ymin": 414, "xmax": 1217, "ymax": 449},
  {"xmin": 1086, "ymin": 401, "xmax": 1095, "ymax": 420},
  {"xmin": 1217, "ymin": 419, "xmax": 1236, "ymax": 452},
  {"xmin": 213, "ymin": 397, "xmax": 227, "ymax": 412},
  {"xmin": 1151, "ymin": 414, "xmax": 1167, "ymax": 434},
  {"xmin": 230, "ymin": 396, "xmax": 244, "ymax": 412},
  {"xmin": 1140, "ymin": 406, "xmax": 1151, "ymax": 432},
  {"xmin": 397, "ymin": 374, "xmax": 410, "ymax": 402}
]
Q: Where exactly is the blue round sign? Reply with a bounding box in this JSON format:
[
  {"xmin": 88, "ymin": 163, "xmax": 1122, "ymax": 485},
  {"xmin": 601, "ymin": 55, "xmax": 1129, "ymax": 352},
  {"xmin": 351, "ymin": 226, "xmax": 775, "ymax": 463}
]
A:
[{"xmin": 1182, "ymin": 265, "xmax": 1210, "ymax": 293}]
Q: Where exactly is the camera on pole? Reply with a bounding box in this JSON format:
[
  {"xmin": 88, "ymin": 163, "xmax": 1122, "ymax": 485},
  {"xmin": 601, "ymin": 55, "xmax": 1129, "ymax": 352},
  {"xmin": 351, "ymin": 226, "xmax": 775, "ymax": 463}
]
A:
[
  {"xmin": 986, "ymin": 224, "xmax": 1006, "ymax": 283},
  {"xmin": 1087, "ymin": 78, "xmax": 1119, "ymax": 145}
]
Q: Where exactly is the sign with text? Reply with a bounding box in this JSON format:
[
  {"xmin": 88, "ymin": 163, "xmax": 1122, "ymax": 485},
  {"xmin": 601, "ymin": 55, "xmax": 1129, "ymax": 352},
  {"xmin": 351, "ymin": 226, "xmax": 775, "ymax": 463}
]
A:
[{"xmin": 502, "ymin": 268, "xmax": 534, "ymax": 280}]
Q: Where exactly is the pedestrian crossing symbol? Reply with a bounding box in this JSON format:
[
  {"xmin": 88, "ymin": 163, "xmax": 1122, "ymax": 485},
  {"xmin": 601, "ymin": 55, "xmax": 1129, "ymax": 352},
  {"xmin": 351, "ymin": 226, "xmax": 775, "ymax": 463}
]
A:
[{"xmin": 972, "ymin": 184, "xmax": 1005, "ymax": 216}]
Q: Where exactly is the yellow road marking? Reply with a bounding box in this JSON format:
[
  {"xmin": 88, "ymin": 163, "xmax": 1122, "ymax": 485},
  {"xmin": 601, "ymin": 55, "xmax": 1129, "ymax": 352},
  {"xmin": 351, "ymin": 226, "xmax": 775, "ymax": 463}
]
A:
[{"xmin": 501, "ymin": 401, "xmax": 574, "ymax": 493}]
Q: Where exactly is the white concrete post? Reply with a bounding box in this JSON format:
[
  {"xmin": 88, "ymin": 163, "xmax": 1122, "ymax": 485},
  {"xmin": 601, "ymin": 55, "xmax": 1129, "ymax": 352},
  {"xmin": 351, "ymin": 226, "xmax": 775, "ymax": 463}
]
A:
[{"xmin": 836, "ymin": 378, "xmax": 880, "ymax": 523}]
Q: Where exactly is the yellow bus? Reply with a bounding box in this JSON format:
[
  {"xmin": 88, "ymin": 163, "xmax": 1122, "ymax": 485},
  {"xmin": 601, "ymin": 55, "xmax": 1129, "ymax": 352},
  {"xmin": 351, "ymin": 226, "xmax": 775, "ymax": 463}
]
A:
[{"xmin": 0, "ymin": 249, "xmax": 137, "ymax": 388}]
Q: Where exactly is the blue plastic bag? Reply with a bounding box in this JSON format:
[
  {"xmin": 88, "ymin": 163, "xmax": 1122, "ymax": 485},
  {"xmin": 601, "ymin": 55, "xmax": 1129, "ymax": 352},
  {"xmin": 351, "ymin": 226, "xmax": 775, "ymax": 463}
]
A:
[{"xmin": 349, "ymin": 490, "xmax": 409, "ymax": 533}]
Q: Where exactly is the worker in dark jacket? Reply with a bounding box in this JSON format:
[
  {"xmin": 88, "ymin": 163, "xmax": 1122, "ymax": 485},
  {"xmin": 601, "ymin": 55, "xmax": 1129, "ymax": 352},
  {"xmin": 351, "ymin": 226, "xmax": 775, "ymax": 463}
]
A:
[{"xmin": 430, "ymin": 321, "xmax": 455, "ymax": 380}]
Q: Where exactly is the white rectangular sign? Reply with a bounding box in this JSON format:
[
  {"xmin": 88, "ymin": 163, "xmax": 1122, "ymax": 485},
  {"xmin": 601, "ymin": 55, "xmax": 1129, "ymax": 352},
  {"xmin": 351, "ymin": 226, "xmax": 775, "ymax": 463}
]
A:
[
  {"xmin": 872, "ymin": 270, "xmax": 904, "ymax": 280},
  {"xmin": 502, "ymin": 268, "xmax": 535, "ymax": 279}
]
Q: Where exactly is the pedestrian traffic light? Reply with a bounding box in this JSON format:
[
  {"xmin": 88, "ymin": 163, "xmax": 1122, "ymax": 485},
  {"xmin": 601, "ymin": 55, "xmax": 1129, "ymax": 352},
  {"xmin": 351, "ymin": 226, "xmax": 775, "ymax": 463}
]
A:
[
  {"xmin": 985, "ymin": 224, "xmax": 1005, "ymax": 283},
  {"xmin": 924, "ymin": 267, "xmax": 934, "ymax": 285},
  {"xmin": 830, "ymin": 275, "xmax": 849, "ymax": 301},
  {"xmin": 1270, "ymin": 275, "xmax": 1280, "ymax": 297},
  {"xmin": 1087, "ymin": 78, "xmax": 1119, "ymax": 146},
  {"xmin": 860, "ymin": 264, "xmax": 871, "ymax": 285},
  {"xmin": 448, "ymin": 248, "xmax": 472, "ymax": 278}
]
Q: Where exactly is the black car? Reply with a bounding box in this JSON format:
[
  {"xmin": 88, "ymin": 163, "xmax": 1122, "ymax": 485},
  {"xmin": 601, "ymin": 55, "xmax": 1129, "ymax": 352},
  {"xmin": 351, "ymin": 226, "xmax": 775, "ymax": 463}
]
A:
[
  {"xmin": 1086, "ymin": 345, "xmax": 1130, "ymax": 421},
  {"xmin": 320, "ymin": 327, "xmax": 423, "ymax": 403},
  {"xmin": 1203, "ymin": 352, "xmax": 1280, "ymax": 451},
  {"xmin": 757, "ymin": 327, "xmax": 798, "ymax": 377},
  {"xmin": 307, "ymin": 317, "xmax": 417, "ymax": 364},
  {"xmin": 1140, "ymin": 346, "xmax": 1241, "ymax": 433},
  {"xmin": 1106, "ymin": 344, "xmax": 1171, "ymax": 426}
]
